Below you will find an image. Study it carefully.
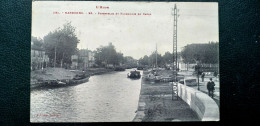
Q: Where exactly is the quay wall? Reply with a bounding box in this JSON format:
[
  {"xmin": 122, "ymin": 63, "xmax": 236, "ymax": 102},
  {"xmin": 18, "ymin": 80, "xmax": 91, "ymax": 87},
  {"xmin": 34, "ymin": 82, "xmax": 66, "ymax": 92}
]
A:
[{"xmin": 178, "ymin": 84, "xmax": 219, "ymax": 121}]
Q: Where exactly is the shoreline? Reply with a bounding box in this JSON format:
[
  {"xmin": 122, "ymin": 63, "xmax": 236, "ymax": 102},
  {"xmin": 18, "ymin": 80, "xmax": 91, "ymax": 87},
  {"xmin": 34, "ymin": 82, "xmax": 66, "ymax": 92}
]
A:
[
  {"xmin": 132, "ymin": 78, "xmax": 147, "ymax": 122},
  {"xmin": 133, "ymin": 70, "xmax": 200, "ymax": 122},
  {"xmin": 30, "ymin": 68, "xmax": 114, "ymax": 90}
]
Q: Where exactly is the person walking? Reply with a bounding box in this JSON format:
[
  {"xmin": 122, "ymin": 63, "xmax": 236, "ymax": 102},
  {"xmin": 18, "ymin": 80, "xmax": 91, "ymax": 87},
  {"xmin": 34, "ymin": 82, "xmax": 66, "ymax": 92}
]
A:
[
  {"xmin": 207, "ymin": 78, "xmax": 215, "ymax": 98},
  {"xmin": 201, "ymin": 72, "xmax": 205, "ymax": 82}
]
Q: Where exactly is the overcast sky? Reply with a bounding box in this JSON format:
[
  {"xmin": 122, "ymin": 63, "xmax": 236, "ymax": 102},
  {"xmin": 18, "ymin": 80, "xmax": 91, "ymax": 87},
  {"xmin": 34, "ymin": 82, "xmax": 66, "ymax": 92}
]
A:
[{"xmin": 32, "ymin": 1, "xmax": 218, "ymax": 59}]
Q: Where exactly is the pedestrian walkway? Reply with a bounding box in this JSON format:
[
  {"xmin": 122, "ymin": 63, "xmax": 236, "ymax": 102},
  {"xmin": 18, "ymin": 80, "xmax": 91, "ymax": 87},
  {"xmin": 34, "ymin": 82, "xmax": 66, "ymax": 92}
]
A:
[{"xmin": 178, "ymin": 70, "xmax": 220, "ymax": 107}]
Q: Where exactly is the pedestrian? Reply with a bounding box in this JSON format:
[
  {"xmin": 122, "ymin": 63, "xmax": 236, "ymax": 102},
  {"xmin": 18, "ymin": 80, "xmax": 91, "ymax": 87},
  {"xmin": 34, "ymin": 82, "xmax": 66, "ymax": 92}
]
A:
[
  {"xmin": 201, "ymin": 72, "xmax": 205, "ymax": 82},
  {"xmin": 207, "ymin": 78, "xmax": 215, "ymax": 98}
]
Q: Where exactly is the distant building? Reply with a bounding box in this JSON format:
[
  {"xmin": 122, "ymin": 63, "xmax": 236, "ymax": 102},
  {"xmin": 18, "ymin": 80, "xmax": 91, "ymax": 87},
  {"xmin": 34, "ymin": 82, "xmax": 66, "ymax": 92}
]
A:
[
  {"xmin": 31, "ymin": 42, "xmax": 49, "ymax": 70},
  {"xmin": 71, "ymin": 49, "xmax": 95, "ymax": 69},
  {"xmin": 71, "ymin": 55, "xmax": 79, "ymax": 69},
  {"xmin": 87, "ymin": 50, "xmax": 95, "ymax": 67}
]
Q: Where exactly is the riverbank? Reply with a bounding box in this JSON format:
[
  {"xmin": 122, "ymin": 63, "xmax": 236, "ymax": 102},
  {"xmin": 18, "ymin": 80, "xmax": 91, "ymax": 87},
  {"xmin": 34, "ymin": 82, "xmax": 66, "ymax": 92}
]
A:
[
  {"xmin": 30, "ymin": 67, "xmax": 114, "ymax": 89},
  {"xmin": 84, "ymin": 68, "xmax": 115, "ymax": 75},
  {"xmin": 133, "ymin": 70, "xmax": 200, "ymax": 122}
]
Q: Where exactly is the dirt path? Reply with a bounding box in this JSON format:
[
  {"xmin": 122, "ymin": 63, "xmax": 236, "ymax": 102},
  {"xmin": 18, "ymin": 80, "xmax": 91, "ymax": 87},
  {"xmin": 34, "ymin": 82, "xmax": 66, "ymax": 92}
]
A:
[{"xmin": 133, "ymin": 73, "xmax": 200, "ymax": 122}]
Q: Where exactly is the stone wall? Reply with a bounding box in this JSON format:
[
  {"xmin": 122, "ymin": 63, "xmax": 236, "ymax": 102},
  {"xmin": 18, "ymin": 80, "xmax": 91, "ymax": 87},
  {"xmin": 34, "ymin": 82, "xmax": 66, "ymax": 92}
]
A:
[{"xmin": 178, "ymin": 84, "xmax": 219, "ymax": 121}]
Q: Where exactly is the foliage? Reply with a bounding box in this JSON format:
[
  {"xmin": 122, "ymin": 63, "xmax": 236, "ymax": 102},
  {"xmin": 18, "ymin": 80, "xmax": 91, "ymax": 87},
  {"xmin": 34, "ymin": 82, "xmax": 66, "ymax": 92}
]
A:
[
  {"xmin": 181, "ymin": 42, "xmax": 219, "ymax": 64},
  {"xmin": 139, "ymin": 55, "xmax": 149, "ymax": 66},
  {"xmin": 162, "ymin": 51, "xmax": 174, "ymax": 64},
  {"xmin": 94, "ymin": 43, "xmax": 125, "ymax": 67},
  {"xmin": 31, "ymin": 36, "xmax": 43, "ymax": 48},
  {"xmin": 138, "ymin": 51, "xmax": 175, "ymax": 67},
  {"xmin": 149, "ymin": 51, "xmax": 163, "ymax": 66},
  {"xmin": 124, "ymin": 56, "xmax": 137, "ymax": 66},
  {"xmin": 43, "ymin": 22, "xmax": 79, "ymax": 66}
]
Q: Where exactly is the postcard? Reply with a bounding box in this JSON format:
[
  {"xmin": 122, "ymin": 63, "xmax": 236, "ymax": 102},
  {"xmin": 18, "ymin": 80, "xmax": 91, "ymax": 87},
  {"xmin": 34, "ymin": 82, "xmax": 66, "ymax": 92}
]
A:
[{"xmin": 31, "ymin": 1, "xmax": 219, "ymax": 122}]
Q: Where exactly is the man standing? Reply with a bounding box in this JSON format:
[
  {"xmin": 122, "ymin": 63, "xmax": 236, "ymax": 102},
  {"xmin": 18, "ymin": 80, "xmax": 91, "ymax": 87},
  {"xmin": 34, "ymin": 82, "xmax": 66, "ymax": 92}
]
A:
[
  {"xmin": 207, "ymin": 78, "xmax": 215, "ymax": 98},
  {"xmin": 201, "ymin": 72, "xmax": 205, "ymax": 82}
]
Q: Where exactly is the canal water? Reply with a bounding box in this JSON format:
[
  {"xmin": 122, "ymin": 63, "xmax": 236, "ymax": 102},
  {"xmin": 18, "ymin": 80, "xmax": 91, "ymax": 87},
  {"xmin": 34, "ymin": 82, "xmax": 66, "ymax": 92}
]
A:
[{"xmin": 30, "ymin": 69, "xmax": 142, "ymax": 122}]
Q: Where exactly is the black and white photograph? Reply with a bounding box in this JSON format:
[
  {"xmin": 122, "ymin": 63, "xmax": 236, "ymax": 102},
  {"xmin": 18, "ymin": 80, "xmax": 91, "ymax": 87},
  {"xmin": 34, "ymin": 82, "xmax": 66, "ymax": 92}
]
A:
[{"xmin": 30, "ymin": 1, "xmax": 219, "ymax": 122}]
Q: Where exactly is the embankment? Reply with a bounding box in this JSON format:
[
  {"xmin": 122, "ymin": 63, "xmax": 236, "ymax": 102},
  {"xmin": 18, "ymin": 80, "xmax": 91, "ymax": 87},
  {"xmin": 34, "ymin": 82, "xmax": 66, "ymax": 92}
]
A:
[
  {"xmin": 178, "ymin": 84, "xmax": 219, "ymax": 121},
  {"xmin": 133, "ymin": 70, "xmax": 200, "ymax": 122},
  {"xmin": 30, "ymin": 68, "xmax": 114, "ymax": 89}
]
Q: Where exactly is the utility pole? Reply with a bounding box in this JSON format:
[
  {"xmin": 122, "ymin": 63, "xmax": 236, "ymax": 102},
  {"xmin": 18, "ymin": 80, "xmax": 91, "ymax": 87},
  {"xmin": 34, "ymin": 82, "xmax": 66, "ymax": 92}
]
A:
[{"xmin": 171, "ymin": 4, "xmax": 179, "ymax": 100}]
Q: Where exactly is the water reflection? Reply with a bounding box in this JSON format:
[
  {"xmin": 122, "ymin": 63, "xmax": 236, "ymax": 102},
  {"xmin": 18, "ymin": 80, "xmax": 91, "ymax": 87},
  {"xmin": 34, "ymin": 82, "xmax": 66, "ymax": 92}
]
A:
[{"xmin": 31, "ymin": 69, "xmax": 142, "ymax": 122}]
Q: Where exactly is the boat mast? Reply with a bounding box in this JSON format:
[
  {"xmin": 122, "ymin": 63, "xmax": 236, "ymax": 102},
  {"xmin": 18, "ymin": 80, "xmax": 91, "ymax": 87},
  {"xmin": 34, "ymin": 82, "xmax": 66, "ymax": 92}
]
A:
[{"xmin": 156, "ymin": 43, "xmax": 157, "ymax": 69}]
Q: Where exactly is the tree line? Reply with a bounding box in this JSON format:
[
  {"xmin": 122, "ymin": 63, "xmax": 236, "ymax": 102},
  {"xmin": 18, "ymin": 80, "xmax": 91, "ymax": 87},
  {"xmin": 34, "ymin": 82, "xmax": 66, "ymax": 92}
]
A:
[
  {"xmin": 138, "ymin": 42, "xmax": 219, "ymax": 68},
  {"xmin": 31, "ymin": 22, "xmax": 137, "ymax": 68},
  {"xmin": 94, "ymin": 43, "xmax": 130, "ymax": 67},
  {"xmin": 138, "ymin": 51, "xmax": 175, "ymax": 67},
  {"xmin": 181, "ymin": 42, "xmax": 219, "ymax": 64},
  {"xmin": 31, "ymin": 22, "xmax": 218, "ymax": 69}
]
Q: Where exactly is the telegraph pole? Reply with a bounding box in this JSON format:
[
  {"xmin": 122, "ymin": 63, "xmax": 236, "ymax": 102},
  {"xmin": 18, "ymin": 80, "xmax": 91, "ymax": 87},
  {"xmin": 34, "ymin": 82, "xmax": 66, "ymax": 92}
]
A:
[{"xmin": 171, "ymin": 4, "xmax": 179, "ymax": 100}]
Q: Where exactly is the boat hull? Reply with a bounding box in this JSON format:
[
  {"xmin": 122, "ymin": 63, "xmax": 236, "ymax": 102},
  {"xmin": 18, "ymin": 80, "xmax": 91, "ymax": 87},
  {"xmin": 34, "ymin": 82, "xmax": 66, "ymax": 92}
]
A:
[
  {"xmin": 127, "ymin": 71, "xmax": 141, "ymax": 79},
  {"xmin": 31, "ymin": 76, "xmax": 90, "ymax": 89}
]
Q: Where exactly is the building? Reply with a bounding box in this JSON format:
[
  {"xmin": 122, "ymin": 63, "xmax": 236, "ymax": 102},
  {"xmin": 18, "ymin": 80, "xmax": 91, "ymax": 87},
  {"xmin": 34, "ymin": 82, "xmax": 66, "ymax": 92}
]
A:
[
  {"xmin": 79, "ymin": 49, "xmax": 95, "ymax": 69},
  {"xmin": 71, "ymin": 49, "xmax": 95, "ymax": 69},
  {"xmin": 31, "ymin": 43, "xmax": 49, "ymax": 71},
  {"xmin": 88, "ymin": 50, "xmax": 95, "ymax": 67},
  {"xmin": 71, "ymin": 55, "xmax": 79, "ymax": 69}
]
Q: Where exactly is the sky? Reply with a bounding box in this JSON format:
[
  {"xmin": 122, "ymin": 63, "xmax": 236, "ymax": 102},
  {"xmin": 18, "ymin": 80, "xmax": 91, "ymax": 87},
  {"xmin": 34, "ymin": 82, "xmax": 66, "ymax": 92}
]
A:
[{"xmin": 32, "ymin": 1, "xmax": 218, "ymax": 59}]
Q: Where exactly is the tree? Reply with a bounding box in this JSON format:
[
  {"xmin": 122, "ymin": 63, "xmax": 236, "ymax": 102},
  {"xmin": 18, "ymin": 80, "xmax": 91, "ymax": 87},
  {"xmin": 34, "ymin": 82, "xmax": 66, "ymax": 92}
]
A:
[
  {"xmin": 124, "ymin": 56, "xmax": 137, "ymax": 67},
  {"xmin": 139, "ymin": 52, "xmax": 174, "ymax": 67},
  {"xmin": 94, "ymin": 47, "xmax": 104, "ymax": 66},
  {"xmin": 148, "ymin": 51, "xmax": 163, "ymax": 67},
  {"xmin": 117, "ymin": 52, "xmax": 124, "ymax": 65},
  {"xmin": 139, "ymin": 55, "xmax": 149, "ymax": 66},
  {"xmin": 162, "ymin": 51, "xmax": 174, "ymax": 64},
  {"xmin": 107, "ymin": 43, "xmax": 118, "ymax": 66},
  {"xmin": 31, "ymin": 36, "xmax": 43, "ymax": 48},
  {"xmin": 94, "ymin": 43, "xmax": 119, "ymax": 67},
  {"xmin": 43, "ymin": 22, "xmax": 79, "ymax": 67},
  {"xmin": 181, "ymin": 42, "xmax": 219, "ymax": 64}
]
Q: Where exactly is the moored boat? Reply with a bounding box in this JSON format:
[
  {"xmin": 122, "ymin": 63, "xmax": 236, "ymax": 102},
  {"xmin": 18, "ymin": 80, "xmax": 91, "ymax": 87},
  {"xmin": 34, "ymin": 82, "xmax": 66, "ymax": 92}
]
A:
[
  {"xmin": 31, "ymin": 76, "xmax": 90, "ymax": 89},
  {"xmin": 137, "ymin": 66, "xmax": 143, "ymax": 70},
  {"xmin": 127, "ymin": 70, "xmax": 141, "ymax": 79}
]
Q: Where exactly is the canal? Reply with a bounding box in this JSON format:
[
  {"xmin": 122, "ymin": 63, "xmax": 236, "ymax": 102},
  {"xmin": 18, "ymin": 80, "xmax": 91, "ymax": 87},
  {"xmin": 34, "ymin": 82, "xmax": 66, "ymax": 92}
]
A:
[{"xmin": 30, "ymin": 69, "xmax": 142, "ymax": 122}]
